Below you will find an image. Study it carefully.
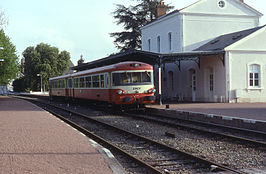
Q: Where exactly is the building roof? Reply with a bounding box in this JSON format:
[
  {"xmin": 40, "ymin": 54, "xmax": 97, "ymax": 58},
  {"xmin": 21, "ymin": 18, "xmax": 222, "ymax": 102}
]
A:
[
  {"xmin": 142, "ymin": 0, "xmax": 263, "ymax": 30},
  {"xmin": 195, "ymin": 25, "xmax": 265, "ymax": 51},
  {"xmin": 179, "ymin": 0, "xmax": 263, "ymax": 16},
  {"xmin": 72, "ymin": 49, "xmax": 160, "ymax": 71},
  {"xmin": 72, "ymin": 49, "xmax": 225, "ymax": 71}
]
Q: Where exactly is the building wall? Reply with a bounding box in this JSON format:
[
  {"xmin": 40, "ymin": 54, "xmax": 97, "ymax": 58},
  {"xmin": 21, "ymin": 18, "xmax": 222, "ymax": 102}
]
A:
[
  {"xmin": 141, "ymin": 0, "xmax": 262, "ymax": 102},
  {"xmin": 229, "ymin": 51, "xmax": 266, "ymax": 102},
  {"xmin": 141, "ymin": 13, "xmax": 182, "ymax": 53},
  {"xmin": 227, "ymin": 26, "xmax": 266, "ymax": 102},
  {"xmin": 182, "ymin": 14, "xmax": 258, "ymax": 51},
  {"xmin": 197, "ymin": 56, "xmax": 227, "ymax": 102},
  {"xmin": 142, "ymin": 0, "xmax": 261, "ymax": 53}
]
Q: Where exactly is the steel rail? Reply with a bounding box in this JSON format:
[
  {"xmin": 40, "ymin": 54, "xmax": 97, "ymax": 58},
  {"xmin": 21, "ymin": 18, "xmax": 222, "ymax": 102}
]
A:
[
  {"xmin": 31, "ymin": 99, "xmax": 163, "ymax": 174},
  {"xmin": 145, "ymin": 108, "xmax": 266, "ymax": 136},
  {"xmin": 126, "ymin": 111, "xmax": 266, "ymax": 147},
  {"xmin": 18, "ymin": 96, "xmax": 245, "ymax": 174}
]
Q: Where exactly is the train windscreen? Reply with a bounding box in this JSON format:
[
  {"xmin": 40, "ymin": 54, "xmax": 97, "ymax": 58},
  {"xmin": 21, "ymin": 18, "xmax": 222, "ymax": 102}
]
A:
[{"xmin": 112, "ymin": 71, "xmax": 152, "ymax": 86}]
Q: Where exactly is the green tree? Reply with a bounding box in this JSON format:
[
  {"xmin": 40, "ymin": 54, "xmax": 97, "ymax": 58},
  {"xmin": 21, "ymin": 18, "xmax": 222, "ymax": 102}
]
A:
[
  {"xmin": 0, "ymin": 29, "xmax": 19, "ymax": 85},
  {"xmin": 13, "ymin": 43, "xmax": 70, "ymax": 92},
  {"xmin": 110, "ymin": 0, "xmax": 173, "ymax": 51}
]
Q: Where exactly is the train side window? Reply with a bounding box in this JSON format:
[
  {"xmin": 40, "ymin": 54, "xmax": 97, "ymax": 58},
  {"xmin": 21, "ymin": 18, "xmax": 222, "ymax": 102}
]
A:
[
  {"xmin": 88, "ymin": 76, "xmax": 92, "ymax": 88},
  {"xmin": 60, "ymin": 80, "xmax": 62, "ymax": 88},
  {"xmin": 68, "ymin": 79, "xmax": 73, "ymax": 88},
  {"xmin": 80, "ymin": 77, "xmax": 85, "ymax": 88},
  {"xmin": 85, "ymin": 76, "xmax": 91, "ymax": 88},
  {"xmin": 141, "ymin": 72, "xmax": 151, "ymax": 82},
  {"xmin": 100, "ymin": 75, "xmax": 104, "ymax": 88},
  {"xmin": 112, "ymin": 73, "xmax": 120, "ymax": 86},
  {"xmin": 92, "ymin": 75, "xmax": 99, "ymax": 88},
  {"xmin": 105, "ymin": 74, "xmax": 109, "ymax": 87},
  {"xmin": 74, "ymin": 78, "xmax": 79, "ymax": 88}
]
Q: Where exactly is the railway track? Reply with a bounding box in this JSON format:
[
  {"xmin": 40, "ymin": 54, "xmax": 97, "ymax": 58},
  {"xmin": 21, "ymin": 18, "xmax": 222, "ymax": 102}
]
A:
[
  {"xmin": 15, "ymin": 95, "xmax": 249, "ymax": 174},
  {"xmin": 123, "ymin": 111, "xmax": 266, "ymax": 148}
]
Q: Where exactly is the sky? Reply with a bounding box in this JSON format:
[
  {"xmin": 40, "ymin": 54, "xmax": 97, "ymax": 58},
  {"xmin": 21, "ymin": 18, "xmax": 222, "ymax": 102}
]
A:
[{"xmin": 1, "ymin": 0, "xmax": 266, "ymax": 65}]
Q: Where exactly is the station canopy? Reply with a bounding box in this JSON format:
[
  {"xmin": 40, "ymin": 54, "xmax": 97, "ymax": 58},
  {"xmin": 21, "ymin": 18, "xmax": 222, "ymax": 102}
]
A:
[{"xmin": 72, "ymin": 49, "xmax": 225, "ymax": 71}]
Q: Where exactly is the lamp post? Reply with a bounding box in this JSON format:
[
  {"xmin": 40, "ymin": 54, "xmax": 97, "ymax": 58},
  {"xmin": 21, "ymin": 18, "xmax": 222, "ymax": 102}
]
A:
[{"xmin": 37, "ymin": 74, "xmax": 43, "ymax": 93}]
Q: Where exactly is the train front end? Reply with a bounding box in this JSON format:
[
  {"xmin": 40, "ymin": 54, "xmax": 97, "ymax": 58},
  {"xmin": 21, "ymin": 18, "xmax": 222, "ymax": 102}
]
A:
[{"xmin": 110, "ymin": 62, "xmax": 156, "ymax": 106}]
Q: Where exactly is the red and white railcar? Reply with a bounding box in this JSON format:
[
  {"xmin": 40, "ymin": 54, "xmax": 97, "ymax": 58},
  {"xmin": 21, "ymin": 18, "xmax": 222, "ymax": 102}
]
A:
[{"xmin": 49, "ymin": 61, "xmax": 156, "ymax": 106}]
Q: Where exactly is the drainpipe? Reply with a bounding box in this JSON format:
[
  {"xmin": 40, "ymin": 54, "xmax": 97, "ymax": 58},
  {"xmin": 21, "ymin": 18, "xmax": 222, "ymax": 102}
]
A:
[{"xmin": 158, "ymin": 56, "xmax": 163, "ymax": 105}]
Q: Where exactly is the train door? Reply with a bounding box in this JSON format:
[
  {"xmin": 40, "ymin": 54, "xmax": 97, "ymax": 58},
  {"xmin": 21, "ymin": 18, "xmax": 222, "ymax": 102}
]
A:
[
  {"xmin": 68, "ymin": 78, "xmax": 73, "ymax": 98},
  {"xmin": 65, "ymin": 78, "xmax": 69, "ymax": 98},
  {"xmin": 108, "ymin": 72, "xmax": 113, "ymax": 104}
]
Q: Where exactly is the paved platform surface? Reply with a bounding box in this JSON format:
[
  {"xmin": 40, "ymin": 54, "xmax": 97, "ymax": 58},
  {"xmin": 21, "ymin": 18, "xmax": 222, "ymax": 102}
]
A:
[
  {"xmin": 147, "ymin": 102, "xmax": 266, "ymax": 121},
  {"xmin": 0, "ymin": 96, "xmax": 125, "ymax": 174}
]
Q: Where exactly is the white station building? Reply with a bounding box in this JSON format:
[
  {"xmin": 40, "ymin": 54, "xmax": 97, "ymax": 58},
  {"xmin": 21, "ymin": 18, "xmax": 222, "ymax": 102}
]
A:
[{"xmin": 141, "ymin": 0, "xmax": 266, "ymax": 103}]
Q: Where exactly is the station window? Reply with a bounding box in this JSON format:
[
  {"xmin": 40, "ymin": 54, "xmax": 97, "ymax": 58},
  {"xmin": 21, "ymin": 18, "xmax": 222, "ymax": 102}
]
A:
[
  {"xmin": 148, "ymin": 39, "xmax": 151, "ymax": 51},
  {"xmin": 168, "ymin": 32, "xmax": 172, "ymax": 51},
  {"xmin": 249, "ymin": 64, "xmax": 260, "ymax": 88},
  {"xmin": 157, "ymin": 36, "xmax": 161, "ymax": 53}
]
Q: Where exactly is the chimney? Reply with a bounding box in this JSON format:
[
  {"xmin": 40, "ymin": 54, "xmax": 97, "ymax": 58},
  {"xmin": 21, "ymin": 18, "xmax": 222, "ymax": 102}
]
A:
[{"xmin": 157, "ymin": 0, "xmax": 167, "ymax": 18}]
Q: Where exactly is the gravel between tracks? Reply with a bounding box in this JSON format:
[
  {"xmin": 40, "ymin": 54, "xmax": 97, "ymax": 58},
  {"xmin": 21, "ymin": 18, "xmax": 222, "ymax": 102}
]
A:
[
  {"xmin": 95, "ymin": 115, "xmax": 265, "ymax": 171},
  {"xmin": 54, "ymin": 102, "xmax": 266, "ymax": 172}
]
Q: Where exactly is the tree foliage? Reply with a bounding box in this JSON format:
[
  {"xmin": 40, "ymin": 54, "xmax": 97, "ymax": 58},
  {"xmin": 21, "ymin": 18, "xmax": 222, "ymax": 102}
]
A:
[
  {"xmin": 13, "ymin": 43, "xmax": 70, "ymax": 92},
  {"xmin": 0, "ymin": 29, "xmax": 19, "ymax": 85},
  {"xmin": 0, "ymin": 9, "xmax": 8, "ymax": 29},
  {"xmin": 110, "ymin": 0, "xmax": 173, "ymax": 52}
]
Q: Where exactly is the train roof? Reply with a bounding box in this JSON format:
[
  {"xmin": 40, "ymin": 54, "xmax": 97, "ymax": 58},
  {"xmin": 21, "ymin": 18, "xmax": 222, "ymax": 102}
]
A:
[{"xmin": 49, "ymin": 61, "xmax": 153, "ymax": 81}]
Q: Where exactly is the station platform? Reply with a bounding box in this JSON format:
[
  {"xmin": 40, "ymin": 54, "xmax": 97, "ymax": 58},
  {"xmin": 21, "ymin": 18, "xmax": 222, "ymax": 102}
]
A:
[
  {"xmin": 0, "ymin": 96, "xmax": 125, "ymax": 174},
  {"xmin": 146, "ymin": 102, "xmax": 266, "ymax": 132}
]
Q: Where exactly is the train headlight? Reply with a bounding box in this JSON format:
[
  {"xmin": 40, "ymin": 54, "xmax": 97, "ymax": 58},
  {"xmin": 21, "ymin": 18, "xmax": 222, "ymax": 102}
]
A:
[
  {"xmin": 117, "ymin": 90, "xmax": 123, "ymax": 95},
  {"xmin": 147, "ymin": 88, "xmax": 156, "ymax": 93}
]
